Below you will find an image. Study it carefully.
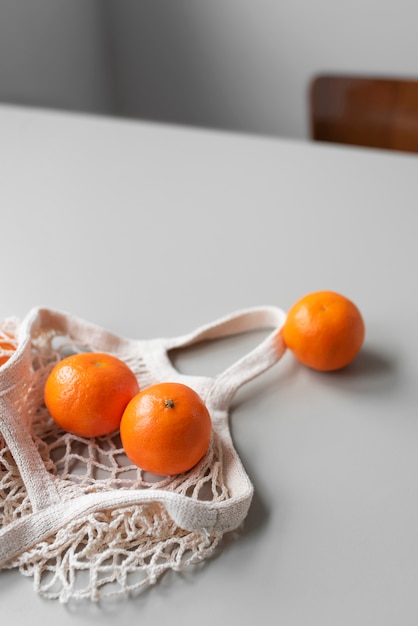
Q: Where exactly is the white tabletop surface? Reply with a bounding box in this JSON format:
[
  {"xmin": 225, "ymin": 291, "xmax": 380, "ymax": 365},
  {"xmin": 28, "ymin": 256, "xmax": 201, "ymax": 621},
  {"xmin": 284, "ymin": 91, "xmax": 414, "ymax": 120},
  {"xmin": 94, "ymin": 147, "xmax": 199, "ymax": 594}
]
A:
[{"xmin": 1, "ymin": 104, "xmax": 418, "ymax": 625}]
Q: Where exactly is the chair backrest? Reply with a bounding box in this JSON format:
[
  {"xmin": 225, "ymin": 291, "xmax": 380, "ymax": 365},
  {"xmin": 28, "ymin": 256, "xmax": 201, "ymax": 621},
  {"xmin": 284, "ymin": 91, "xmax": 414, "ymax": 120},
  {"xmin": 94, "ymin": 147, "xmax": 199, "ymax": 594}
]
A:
[{"xmin": 310, "ymin": 75, "xmax": 418, "ymax": 153}]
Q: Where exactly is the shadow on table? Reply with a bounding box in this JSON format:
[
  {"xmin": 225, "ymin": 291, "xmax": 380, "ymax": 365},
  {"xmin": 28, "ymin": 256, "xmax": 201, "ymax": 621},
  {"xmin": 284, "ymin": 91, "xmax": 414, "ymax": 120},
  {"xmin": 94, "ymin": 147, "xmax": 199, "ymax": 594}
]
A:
[{"xmin": 309, "ymin": 345, "xmax": 398, "ymax": 395}]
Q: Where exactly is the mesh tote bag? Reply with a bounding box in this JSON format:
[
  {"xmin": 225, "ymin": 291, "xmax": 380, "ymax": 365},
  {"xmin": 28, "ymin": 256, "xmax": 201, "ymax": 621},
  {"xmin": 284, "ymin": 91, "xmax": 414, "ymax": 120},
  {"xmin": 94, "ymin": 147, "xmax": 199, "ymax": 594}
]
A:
[{"xmin": 0, "ymin": 305, "xmax": 286, "ymax": 602}]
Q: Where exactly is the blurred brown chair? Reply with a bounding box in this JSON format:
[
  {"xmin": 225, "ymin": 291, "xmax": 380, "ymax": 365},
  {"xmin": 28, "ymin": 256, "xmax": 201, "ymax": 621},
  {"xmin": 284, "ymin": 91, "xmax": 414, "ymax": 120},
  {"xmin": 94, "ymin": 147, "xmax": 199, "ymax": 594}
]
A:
[{"xmin": 310, "ymin": 74, "xmax": 418, "ymax": 153}]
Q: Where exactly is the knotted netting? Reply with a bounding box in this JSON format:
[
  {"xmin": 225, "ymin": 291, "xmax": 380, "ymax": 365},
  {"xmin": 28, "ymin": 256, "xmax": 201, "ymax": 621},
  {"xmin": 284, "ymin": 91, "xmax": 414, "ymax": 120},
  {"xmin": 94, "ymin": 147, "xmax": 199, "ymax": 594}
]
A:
[{"xmin": 0, "ymin": 306, "xmax": 286, "ymax": 602}]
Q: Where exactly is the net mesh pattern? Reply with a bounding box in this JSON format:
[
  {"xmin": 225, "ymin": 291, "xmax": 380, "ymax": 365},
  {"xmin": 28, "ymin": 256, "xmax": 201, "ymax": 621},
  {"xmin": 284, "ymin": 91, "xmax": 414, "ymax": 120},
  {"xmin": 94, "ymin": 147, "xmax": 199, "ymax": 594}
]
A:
[
  {"xmin": 0, "ymin": 306, "xmax": 286, "ymax": 604},
  {"xmin": 0, "ymin": 320, "xmax": 228, "ymax": 602}
]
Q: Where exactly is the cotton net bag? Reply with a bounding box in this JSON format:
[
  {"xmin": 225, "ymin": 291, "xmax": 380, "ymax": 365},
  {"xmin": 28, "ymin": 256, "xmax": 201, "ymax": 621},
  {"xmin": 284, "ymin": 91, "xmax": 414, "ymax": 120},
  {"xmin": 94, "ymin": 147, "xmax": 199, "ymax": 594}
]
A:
[{"xmin": 0, "ymin": 305, "xmax": 286, "ymax": 602}]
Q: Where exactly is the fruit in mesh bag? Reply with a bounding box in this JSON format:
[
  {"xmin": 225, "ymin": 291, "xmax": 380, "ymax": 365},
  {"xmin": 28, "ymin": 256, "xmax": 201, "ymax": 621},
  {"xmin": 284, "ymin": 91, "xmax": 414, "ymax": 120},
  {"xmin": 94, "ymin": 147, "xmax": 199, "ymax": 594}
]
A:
[
  {"xmin": 44, "ymin": 352, "xmax": 139, "ymax": 437},
  {"xmin": 282, "ymin": 290, "xmax": 365, "ymax": 372},
  {"xmin": 120, "ymin": 382, "xmax": 212, "ymax": 476},
  {"xmin": 0, "ymin": 332, "xmax": 17, "ymax": 367}
]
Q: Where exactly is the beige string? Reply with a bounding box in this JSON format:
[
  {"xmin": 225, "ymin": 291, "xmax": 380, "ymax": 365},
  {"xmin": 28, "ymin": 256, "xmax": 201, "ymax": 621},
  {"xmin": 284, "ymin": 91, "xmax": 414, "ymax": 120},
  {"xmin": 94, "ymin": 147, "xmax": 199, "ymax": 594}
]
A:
[{"xmin": 0, "ymin": 306, "xmax": 286, "ymax": 602}]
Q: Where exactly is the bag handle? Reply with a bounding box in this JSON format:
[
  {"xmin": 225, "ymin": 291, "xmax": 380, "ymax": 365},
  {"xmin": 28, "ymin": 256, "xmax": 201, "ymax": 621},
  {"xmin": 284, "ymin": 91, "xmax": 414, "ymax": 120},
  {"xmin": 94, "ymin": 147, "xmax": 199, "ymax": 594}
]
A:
[
  {"xmin": 162, "ymin": 306, "xmax": 287, "ymax": 403},
  {"xmin": 20, "ymin": 307, "xmax": 287, "ymax": 400},
  {"xmin": 19, "ymin": 307, "xmax": 133, "ymax": 354},
  {"xmin": 0, "ymin": 478, "xmax": 253, "ymax": 566}
]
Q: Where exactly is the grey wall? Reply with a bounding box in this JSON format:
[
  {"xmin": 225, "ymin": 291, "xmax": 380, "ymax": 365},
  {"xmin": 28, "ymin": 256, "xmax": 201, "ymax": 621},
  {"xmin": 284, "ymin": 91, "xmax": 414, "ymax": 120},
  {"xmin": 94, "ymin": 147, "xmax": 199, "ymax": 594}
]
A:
[
  {"xmin": 0, "ymin": 0, "xmax": 112, "ymax": 114},
  {"xmin": 1, "ymin": 0, "xmax": 418, "ymax": 140}
]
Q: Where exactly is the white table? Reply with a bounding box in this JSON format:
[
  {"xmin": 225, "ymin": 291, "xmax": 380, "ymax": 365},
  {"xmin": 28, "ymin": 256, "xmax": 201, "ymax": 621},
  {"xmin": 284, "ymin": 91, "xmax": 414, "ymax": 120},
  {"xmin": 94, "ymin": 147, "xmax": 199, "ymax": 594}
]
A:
[{"xmin": 1, "ymin": 104, "xmax": 418, "ymax": 625}]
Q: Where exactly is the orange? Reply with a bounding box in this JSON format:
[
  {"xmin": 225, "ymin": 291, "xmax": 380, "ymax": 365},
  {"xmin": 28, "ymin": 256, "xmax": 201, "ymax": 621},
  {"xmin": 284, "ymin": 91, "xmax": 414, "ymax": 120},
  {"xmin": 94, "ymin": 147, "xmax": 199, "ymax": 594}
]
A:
[
  {"xmin": 44, "ymin": 352, "xmax": 139, "ymax": 437},
  {"xmin": 0, "ymin": 340, "xmax": 16, "ymax": 367},
  {"xmin": 0, "ymin": 331, "xmax": 17, "ymax": 367},
  {"xmin": 120, "ymin": 382, "xmax": 212, "ymax": 476},
  {"xmin": 282, "ymin": 290, "xmax": 365, "ymax": 371}
]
